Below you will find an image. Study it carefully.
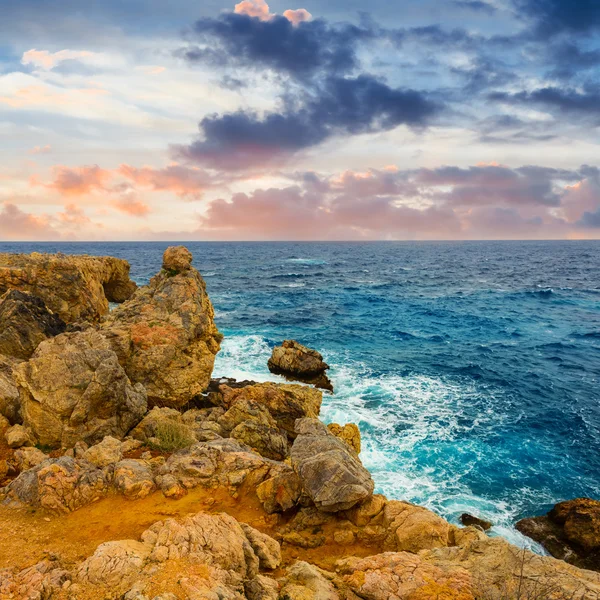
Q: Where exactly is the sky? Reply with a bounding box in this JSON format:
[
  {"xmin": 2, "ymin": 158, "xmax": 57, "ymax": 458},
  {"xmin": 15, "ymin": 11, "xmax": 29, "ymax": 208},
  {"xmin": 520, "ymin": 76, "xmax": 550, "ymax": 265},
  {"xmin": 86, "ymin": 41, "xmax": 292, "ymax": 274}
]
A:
[{"xmin": 1, "ymin": 0, "xmax": 599, "ymax": 241}]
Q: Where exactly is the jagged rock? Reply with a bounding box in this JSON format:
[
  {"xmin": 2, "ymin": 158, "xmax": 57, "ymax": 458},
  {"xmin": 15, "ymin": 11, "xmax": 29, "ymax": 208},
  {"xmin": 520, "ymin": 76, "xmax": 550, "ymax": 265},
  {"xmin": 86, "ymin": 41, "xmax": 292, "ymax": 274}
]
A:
[
  {"xmin": 0, "ymin": 559, "xmax": 70, "ymax": 600},
  {"xmin": 219, "ymin": 399, "xmax": 288, "ymax": 461},
  {"xmin": 83, "ymin": 436, "xmax": 124, "ymax": 468},
  {"xmin": 14, "ymin": 446, "xmax": 48, "ymax": 471},
  {"xmin": 290, "ymin": 418, "xmax": 374, "ymax": 512},
  {"xmin": 0, "ymin": 290, "xmax": 66, "ymax": 360},
  {"xmin": 218, "ymin": 382, "xmax": 322, "ymax": 439},
  {"xmin": 342, "ymin": 494, "xmax": 387, "ymax": 527},
  {"xmin": 102, "ymin": 247, "xmax": 222, "ymax": 408},
  {"xmin": 256, "ymin": 468, "xmax": 303, "ymax": 514},
  {"xmin": 182, "ymin": 407, "xmax": 226, "ymax": 441},
  {"xmin": 517, "ymin": 498, "xmax": 600, "ymax": 571},
  {"xmin": 5, "ymin": 424, "xmax": 33, "ymax": 448},
  {"xmin": 114, "ymin": 459, "xmax": 156, "ymax": 500},
  {"xmin": 279, "ymin": 561, "xmax": 340, "ymax": 600},
  {"xmin": 0, "ymin": 354, "xmax": 21, "ymax": 424},
  {"xmin": 383, "ymin": 500, "xmax": 452, "ymax": 552},
  {"xmin": 240, "ymin": 522, "xmax": 282, "ymax": 570},
  {"xmin": 15, "ymin": 329, "xmax": 147, "ymax": 448},
  {"xmin": 245, "ymin": 575, "xmax": 280, "ymax": 600},
  {"xmin": 162, "ymin": 245, "xmax": 193, "ymax": 273},
  {"xmin": 268, "ymin": 340, "xmax": 333, "ymax": 392},
  {"xmin": 0, "ymin": 252, "xmax": 136, "ymax": 323},
  {"xmin": 460, "ymin": 513, "xmax": 492, "ymax": 531},
  {"xmin": 327, "ymin": 423, "xmax": 361, "ymax": 454},
  {"xmin": 2, "ymin": 456, "xmax": 111, "ymax": 513}
]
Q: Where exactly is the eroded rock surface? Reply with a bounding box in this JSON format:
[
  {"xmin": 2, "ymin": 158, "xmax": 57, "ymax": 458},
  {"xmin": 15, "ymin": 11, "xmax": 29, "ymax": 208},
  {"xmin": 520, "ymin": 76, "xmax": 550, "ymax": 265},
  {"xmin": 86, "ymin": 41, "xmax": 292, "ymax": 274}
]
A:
[
  {"xmin": 103, "ymin": 247, "xmax": 222, "ymax": 408},
  {"xmin": 291, "ymin": 418, "xmax": 374, "ymax": 512},
  {"xmin": 0, "ymin": 354, "xmax": 22, "ymax": 424},
  {"xmin": 268, "ymin": 340, "xmax": 333, "ymax": 391},
  {"xmin": 15, "ymin": 329, "xmax": 147, "ymax": 448},
  {"xmin": 0, "ymin": 252, "xmax": 136, "ymax": 323}
]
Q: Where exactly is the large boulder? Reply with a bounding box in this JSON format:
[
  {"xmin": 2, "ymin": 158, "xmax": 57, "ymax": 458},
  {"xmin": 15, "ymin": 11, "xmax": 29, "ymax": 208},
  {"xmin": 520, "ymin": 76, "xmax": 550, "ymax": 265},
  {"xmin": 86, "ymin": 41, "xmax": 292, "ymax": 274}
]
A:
[
  {"xmin": 0, "ymin": 252, "xmax": 136, "ymax": 323},
  {"xmin": 15, "ymin": 329, "xmax": 147, "ymax": 448},
  {"xmin": 217, "ymin": 381, "xmax": 322, "ymax": 439},
  {"xmin": 0, "ymin": 290, "xmax": 66, "ymax": 359},
  {"xmin": 102, "ymin": 246, "xmax": 222, "ymax": 408},
  {"xmin": 517, "ymin": 498, "xmax": 600, "ymax": 571},
  {"xmin": 290, "ymin": 418, "xmax": 374, "ymax": 512},
  {"xmin": 0, "ymin": 354, "xmax": 22, "ymax": 424},
  {"xmin": 268, "ymin": 340, "xmax": 333, "ymax": 391}
]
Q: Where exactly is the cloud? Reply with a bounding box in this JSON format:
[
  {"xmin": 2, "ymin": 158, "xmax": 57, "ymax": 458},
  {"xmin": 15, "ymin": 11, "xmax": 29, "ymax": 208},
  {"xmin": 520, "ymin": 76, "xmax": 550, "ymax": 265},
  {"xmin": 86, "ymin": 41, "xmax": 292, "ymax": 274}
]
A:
[
  {"xmin": 174, "ymin": 75, "xmax": 440, "ymax": 170},
  {"xmin": 282, "ymin": 9, "xmax": 312, "ymax": 26},
  {"xmin": 21, "ymin": 48, "xmax": 94, "ymax": 70},
  {"xmin": 0, "ymin": 203, "xmax": 60, "ymax": 240},
  {"xmin": 452, "ymin": 1, "xmax": 496, "ymax": 14},
  {"xmin": 57, "ymin": 203, "xmax": 92, "ymax": 227},
  {"xmin": 512, "ymin": 0, "xmax": 600, "ymax": 37},
  {"xmin": 578, "ymin": 208, "xmax": 600, "ymax": 228},
  {"xmin": 234, "ymin": 0, "xmax": 272, "ymax": 21},
  {"xmin": 29, "ymin": 145, "xmax": 52, "ymax": 155},
  {"xmin": 111, "ymin": 195, "xmax": 151, "ymax": 217},
  {"xmin": 43, "ymin": 165, "xmax": 110, "ymax": 196}
]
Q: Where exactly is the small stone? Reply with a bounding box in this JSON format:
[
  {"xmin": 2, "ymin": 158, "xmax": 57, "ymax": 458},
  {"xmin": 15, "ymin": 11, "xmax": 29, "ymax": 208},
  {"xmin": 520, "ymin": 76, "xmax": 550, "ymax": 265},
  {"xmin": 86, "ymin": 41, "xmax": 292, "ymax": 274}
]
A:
[
  {"xmin": 6, "ymin": 424, "xmax": 33, "ymax": 448},
  {"xmin": 460, "ymin": 513, "xmax": 493, "ymax": 531}
]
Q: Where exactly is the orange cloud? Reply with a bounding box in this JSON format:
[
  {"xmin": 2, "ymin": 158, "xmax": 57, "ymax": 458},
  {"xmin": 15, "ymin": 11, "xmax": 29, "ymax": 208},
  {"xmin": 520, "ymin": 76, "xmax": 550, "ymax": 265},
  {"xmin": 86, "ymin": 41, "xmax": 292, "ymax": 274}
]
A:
[
  {"xmin": 282, "ymin": 8, "xmax": 312, "ymax": 25},
  {"xmin": 29, "ymin": 145, "xmax": 52, "ymax": 155},
  {"xmin": 0, "ymin": 85, "xmax": 109, "ymax": 109},
  {"xmin": 57, "ymin": 203, "xmax": 92, "ymax": 227},
  {"xmin": 0, "ymin": 202, "xmax": 59, "ymax": 240},
  {"xmin": 43, "ymin": 165, "xmax": 111, "ymax": 196},
  {"xmin": 111, "ymin": 195, "xmax": 151, "ymax": 217},
  {"xmin": 234, "ymin": 0, "xmax": 312, "ymax": 24},
  {"xmin": 21, "ymin": 49, "xmax": 94, "ymax": 70}
]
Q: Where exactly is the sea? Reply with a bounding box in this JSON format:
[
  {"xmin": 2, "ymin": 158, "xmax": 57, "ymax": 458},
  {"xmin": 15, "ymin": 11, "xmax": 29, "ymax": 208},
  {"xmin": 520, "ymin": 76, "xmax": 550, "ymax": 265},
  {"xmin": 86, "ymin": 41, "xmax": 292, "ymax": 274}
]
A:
[{"xmin": 2, "ymin": 240, "xmax": 599, "ymax": 550}]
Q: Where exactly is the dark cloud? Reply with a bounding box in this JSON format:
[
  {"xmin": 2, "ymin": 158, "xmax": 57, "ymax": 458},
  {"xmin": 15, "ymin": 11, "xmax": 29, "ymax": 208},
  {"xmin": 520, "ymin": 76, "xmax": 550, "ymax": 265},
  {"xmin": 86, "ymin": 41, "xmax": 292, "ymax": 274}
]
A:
[
  {"xmin": 547, "ymin": 42, "xmax": 600, "ymax": 80},
  {"xmin": 452, "ymin": 1, "xmax": 496, "ymax": 15},
  {"xmin": 182, "ymin": 13, "xmax": 374, "ymax": 78},
  {"xmin": 577, "ymin": 209, "xmax": 600, "ymax": 228},
  {"xmin": 174, "ymin": 75, "xmax": 440, "ymax": 170},
  {"xmin": 512, "ymin": 0, "xmax": 600, "ymax": 37}
]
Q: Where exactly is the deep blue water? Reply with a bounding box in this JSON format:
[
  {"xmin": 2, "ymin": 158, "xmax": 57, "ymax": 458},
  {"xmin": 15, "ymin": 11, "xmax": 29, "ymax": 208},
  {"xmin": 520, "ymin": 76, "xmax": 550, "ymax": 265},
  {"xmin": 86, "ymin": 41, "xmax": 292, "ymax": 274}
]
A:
[{"xmin": 2, "ymin": 241, "xmax": 599, "ymax": 548}]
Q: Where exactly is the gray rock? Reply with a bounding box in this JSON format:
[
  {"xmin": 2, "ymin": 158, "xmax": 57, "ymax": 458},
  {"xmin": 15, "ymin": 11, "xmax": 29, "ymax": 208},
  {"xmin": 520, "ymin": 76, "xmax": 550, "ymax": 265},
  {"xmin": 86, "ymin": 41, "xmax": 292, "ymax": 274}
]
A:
[
  {"xmin": 83, "ymin": 436, "xmax": 124, "ymax": 468},
  {"xmin": 114, "ymin": 459, "xmax": 156, "ymax": 500},
  {"xmin": 291, "ymin": 418, "xmax": 374, "ymax": 512}
]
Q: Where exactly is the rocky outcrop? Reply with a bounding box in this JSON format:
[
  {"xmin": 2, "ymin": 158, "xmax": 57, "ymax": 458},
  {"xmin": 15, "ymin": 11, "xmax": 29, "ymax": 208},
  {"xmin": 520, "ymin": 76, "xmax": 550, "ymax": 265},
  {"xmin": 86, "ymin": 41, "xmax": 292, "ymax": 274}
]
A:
[
  {"xmin": 0, "ymin": 559, "xmax": 70, "ymax": 600},
  {"xmin": 83, "ymin": 435, "xmax": 123, "ymax": 468},
  {"xmin": 15, "ymin": 329, "xmax": 147, "ymax": 448},
  {"xmin": 268, "ymin": 340, "xmax": 333, "ymax": 391},
  {"xmin": 0, "ymin": 290, "xmax": 66, "ymax": 359},
  {"xmin": 460, "ymin": 512, "xmax": 493, "ymax": 531},
  {"xmin": 0, "ymin": 354, "xmax": 21, "ymax": 424},
  {"xmin": 5, "ymin": 424, "xmax": 33, "ymax": 448},
  {"xmin": 0, "ymin": 252, "xmax": 136, "ymax": 323},
  {"xmin": 327, "ymin": 422, "xmax": 361, "ymax": 453},
  {"xmin": 517, "ymin": 498, "xmax": 600, "ymax": 572},
  {"xmin": 102, "ymin": 247, "xmax": 222, "ymax": 408},
  {"xmin": 113, "ymin": 459, "xmax": 156, "ymax": 500},
  {"xmin": 290, "ymin": 418, "xmax": 374, "ymax": 512},
  {"xmin": 217, "ymin": 381, "xmax": 322, "ymax": 439}
]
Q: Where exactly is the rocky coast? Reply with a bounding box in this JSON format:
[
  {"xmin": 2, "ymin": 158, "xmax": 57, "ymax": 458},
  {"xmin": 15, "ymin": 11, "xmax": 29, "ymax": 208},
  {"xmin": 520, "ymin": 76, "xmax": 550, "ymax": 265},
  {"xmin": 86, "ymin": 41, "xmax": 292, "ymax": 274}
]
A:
[{"xmin": 1, "ymin": 247, "xmax": 600, "ymax": 600}]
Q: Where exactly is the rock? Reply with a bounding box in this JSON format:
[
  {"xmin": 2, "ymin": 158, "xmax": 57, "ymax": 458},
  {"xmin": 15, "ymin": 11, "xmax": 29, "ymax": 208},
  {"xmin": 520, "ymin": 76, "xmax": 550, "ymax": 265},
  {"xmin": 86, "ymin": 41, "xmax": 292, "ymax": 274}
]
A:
[
  {"xmin": 0, "ymin": 354, "xmax": 21, "ymax": 424},
  {"xmin": 0, "ymin": 290, "xmax": 66, "ymax": 360},
  {"xmin": 219, "ymin": 382, "xmax": 322, "ymax": 439},
  {"xmin": 290, "ymin": 418, "xmax": 374, "ymax": 512},
  {"xmin": 0, "ymin": 252, "xmax": 136, "ymax": 323},
  {"xmin": 517, "ymin": 498, "xmax": 600, "ymax": 571},
  {"xmin": 279, "ymin": 561, "xmax": 340, "ymax": 600},
  {"xmin": 219, "ymin": 398, "xmax": 288, "ymax": 461},
  {"xmin": 256, "ymin": 468, "xmax": 303, "ymax": 514},
  {"xmin": 327, "ymin": 423, "xmax": 361, "ymax": 454},
  {"xmin": 268, "ymin": 340, "xmax": 333, "ymax": 391},
  {"xmin": 162, "ymin": 245, "xmax": 193, "ymax": 273},
  {"xmin": 240, "ymin": 522, "xmax": 282, "ymax": 570},
  {"xmin": 2, "ymin": 456, "xmax": 111, "ymax": 513},
  {"xmin": 83, "ymin": 436, "xmax": 124, "ymax": 468},
  {"xmin": 342, "ymin": 494, "xmax": 387, "ymax": 527},
  {"xmin": 460, "ymin": 513, "xmax": 492, "ymax": 531},
  {"xmin": 130, "ymin": 407, "xmax": 197, "ymax": 451},
  {"xmin": 14, "ymin": 446, "xmax": 48, "ymax": 471},
  {"xmin": 102, "ymin": 246, "xmax": 222, "ymax": 408},
  {"xmin": 383, "ymin": 500, "xmax": 452, "ymax": 552},
  {"xmin": 245, "ymin": 575, "xmax": 280, "ymax": 600},
  {"xmin": 0, "ymin": 559, "xmax": 70, "ymax": 600},
  {"xmin": 5, "ymin": 424, "xmax": 33, "ymax": 448},
  {"xmin": 114, "ymin": 459, "xmax": 156, "ymax": 500},
  {"xmin": 15, "ymin": 329, "xmax": 147, "ymax": 449}
]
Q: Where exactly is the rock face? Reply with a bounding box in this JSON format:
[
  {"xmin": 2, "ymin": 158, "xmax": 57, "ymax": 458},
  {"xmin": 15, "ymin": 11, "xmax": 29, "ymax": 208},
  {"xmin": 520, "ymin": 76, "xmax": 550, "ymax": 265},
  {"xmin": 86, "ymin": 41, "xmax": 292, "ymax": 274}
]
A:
[
  {"xmin": 0, "ymin": 354, "xmax": 22, "ymax": 424},
  {"xmin": 102, "ymin": 246, "xmax": 222, "ymax": 408},
  {"xmin": 268, "ymin": 340, "xmax": 333, "ymax": 391},
  {"xmin": 291, "ymin": 418, "xmax": 374, "ymax": 512},
  {"xmin": 327, "ymin": 422, "xmax": 361, "ymax": 454},
  {"xmin": 517, "ymin": 498, "xmax": 600, "ymax": 571},
  {"xmin": 15, "ymin": 329, "xmax": 147, "ymax": 448},
  {"xmin": 460, "ymin": 513, "xmax": 493, "ymax": 531},
  {"xmin": 0, "ymin": 252, "xmax": 136, "ymax": 323},
  {"xmin": 0, "ymin": 290, "xmax": 66, "ymax": 359}
]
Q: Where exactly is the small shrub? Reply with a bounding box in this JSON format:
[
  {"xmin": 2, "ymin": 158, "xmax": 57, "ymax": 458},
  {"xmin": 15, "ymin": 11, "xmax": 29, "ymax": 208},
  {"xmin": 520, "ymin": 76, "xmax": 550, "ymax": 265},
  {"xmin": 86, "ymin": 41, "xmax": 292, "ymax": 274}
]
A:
[{"xmin": 149, "ymin": 420, "xmax": 195, "ymax": 452}]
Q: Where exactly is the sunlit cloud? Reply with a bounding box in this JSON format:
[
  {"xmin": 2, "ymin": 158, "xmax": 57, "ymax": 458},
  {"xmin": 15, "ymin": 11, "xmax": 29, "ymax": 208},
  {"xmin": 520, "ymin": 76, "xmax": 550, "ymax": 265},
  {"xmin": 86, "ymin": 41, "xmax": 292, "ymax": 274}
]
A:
[{"xmin": 21, "ymin": 48, "xmax": 95, "ymax": 70}]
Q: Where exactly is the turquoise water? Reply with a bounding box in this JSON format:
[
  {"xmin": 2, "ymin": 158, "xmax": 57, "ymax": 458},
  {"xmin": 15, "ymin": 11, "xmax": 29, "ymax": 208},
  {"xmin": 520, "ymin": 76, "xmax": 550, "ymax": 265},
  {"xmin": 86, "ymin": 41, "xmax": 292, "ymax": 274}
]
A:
[{"xmin": 2, "ymin": 240, "xmax": 599, "ymax": 548}]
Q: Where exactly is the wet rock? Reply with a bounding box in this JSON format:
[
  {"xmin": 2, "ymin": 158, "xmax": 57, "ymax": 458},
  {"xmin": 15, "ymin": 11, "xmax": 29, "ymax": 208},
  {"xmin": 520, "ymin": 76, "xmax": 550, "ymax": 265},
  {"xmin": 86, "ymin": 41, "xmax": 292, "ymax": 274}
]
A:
[
  {"xmin": 5, "ymin": 424, "xmax": 33, "ymax": 448},
  {"xmin": 114, "ymin": 459, "xmax": 156, "ymax": 500},
  {"xmin": 0, "ymin": 354, "xmax": 21, "ymax": 424},
  {"xmin": 460, "ymin": 513, "xmax": 493, "ymax": 531},
  {"xmin": 83, "ymin": 436, "xmax": 124, "ymax": 468},
  {"xmin": 0, "ymin": 252, "xmax": 136, "ymax": 323},
  {"xmin": 290, "ymin": 418, "xmax": 374, "ymax": 512},
  {"xmin": 219, "ymin": 382, "xmax": 322, "ymax": 439},
  {"xmin": 103, "ymin": 246, "xmax": 222, "ymax": 408},
  {"xmin": 15, "ymin": 329, "xmax": 147, "ymax": 449},
  {"xmin": 327, "ymin": 423, "xmax": 361, "ymax": 454},
  {"xmin": 0, "ymin": 290, "xmax": 66, "ymax": 360},
  {"xmin": 517, "ymin": 498, "xmax": 600, "ymax": 571},
  {"xmin": 2, "ymin": 456, "xmax": 111, "ymax": 513},
  {"xmin": 268, "ymin": 340, "xmax": 333, "ymax": 391}
]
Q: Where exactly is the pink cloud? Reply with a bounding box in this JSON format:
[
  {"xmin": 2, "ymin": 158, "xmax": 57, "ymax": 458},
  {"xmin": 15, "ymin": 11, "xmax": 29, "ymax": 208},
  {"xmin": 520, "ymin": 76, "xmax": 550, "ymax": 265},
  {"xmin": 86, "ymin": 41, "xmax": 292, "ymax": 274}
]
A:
[
  {"xmin": 0, "ymin": 202, "xmax": 60, "ymax": 240},
  {"xmin": 282, "ymin": 8, "xmax": 312, "ymax": 25},
  {"xmin": 21, "ymin": 49, "xmax": 94, "ymax": 70},
  {"xmin": 234, "ymin": 0, "xmax": 312, "ymax": 25},
  {"xmin": 111, "ymin": 196, "xmax": 151, "ymax": 217},
  {"xmin": 43, "ymin": 165, "xmax": 110, "ymax": 196},
  {"xmin": 29, "ymin": 145, "xmax": 52, "ymax": 155},
  {"xmin": 57, "ymin": 203, "xmax": 92, "ymax": 227}
]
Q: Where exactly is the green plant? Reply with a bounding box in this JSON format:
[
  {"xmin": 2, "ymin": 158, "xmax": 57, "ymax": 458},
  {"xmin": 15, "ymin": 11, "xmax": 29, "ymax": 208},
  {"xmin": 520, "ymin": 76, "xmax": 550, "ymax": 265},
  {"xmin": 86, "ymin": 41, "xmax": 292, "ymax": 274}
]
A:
[{"xmin": 149, "ymin": 420, "xmax": 195, "ymax": 452}]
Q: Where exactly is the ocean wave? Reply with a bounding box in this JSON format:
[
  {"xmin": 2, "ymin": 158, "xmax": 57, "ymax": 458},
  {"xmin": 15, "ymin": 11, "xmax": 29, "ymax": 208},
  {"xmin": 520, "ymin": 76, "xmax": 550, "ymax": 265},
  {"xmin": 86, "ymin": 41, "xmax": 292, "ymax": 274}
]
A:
[{"xmin": 285, "ymin": 258, "xmax": 328, "ymax": 265}]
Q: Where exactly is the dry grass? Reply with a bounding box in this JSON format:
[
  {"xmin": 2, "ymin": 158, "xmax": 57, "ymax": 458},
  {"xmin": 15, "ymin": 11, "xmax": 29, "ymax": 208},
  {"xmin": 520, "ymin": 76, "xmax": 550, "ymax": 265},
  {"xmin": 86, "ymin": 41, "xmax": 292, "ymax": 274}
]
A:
[{"xmin": 149, "ymin": 420, "xmax": 195, "ymax": 452}]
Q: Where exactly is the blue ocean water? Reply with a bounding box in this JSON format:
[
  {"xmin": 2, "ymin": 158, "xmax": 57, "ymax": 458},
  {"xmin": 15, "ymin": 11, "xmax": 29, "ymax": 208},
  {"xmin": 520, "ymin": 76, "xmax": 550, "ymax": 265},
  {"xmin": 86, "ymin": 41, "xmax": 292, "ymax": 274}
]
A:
[{"xmin": 2, "ymin": 240, "xmax": 599, "ymax": 548}]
